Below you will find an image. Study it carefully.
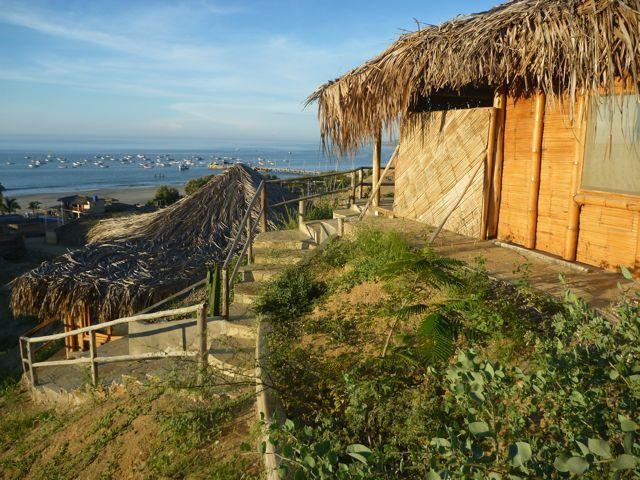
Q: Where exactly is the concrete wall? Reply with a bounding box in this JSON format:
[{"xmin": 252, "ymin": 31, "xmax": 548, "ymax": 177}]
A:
[{"xmin": 128, "ymin": 317, "xmax": 254, "ymax": 355}]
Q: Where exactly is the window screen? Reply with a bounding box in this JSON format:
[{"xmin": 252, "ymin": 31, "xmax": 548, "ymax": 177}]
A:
[{"xmin": 581, "ymin": 94, "xmax": 640, "ymax": 195}]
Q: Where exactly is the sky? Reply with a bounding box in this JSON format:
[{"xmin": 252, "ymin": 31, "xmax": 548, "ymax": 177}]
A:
[{"xmin": 0, "ymin": 0, "xmax": 497, "ymax": 149}]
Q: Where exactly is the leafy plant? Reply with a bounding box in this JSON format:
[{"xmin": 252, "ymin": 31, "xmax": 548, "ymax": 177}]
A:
[{"xmin": 254, "ymin": 261, "xmax": 326, "ymax": 321}]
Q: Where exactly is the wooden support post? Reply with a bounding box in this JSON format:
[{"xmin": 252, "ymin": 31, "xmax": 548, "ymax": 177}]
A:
[
  {"xmin": 489, "ymin": 93, "xmax": 507, "ymax": 238},
  {"xmin": 564, "ymin": 96, "xmax": 587, "ymax": 261},
  {"xmin": 19, "ymin": 337, "xmax": 27, "ymax": 374},
  {"xmin": 372, "ymin": 129, "xmax": 382, "ymax": 208},
  {"xmin": 357, "ymin": 168, "xmax": 364, "ymax": 199},
  {"xmin": 26, "ymin": 341, "xmax": 37, "ymax": 386},
  {"xmin": 89, "ymin": 330, "xmax": 98, "ymax": 387},
  {"xmin": 196, "ymin": 304, "xmax": 207, "ymax": 385},
  {"xmin": 246, "ymin": 221, "xmax": 253, "ymax": 265},
  {"xmin": 350, "ymin": 171, "xmax": 357, "ymax": 206},
  {"xmin": 525, "ymin": 93, "xmax": 546, "ymax": 249},
  {"xmin": 481, "ymin": 104, "xmax": 500, "ymax": 240},
  {"xmin": 221, "ymin": 266, "xmax": 230, "ymax": 320},
  {"xmin": 298, "ymin": 199, "xmax": 306, "ymax": 228},
  {"xmin": 260, "ymin": 184, "xmax": 268, "ymax": 232}
]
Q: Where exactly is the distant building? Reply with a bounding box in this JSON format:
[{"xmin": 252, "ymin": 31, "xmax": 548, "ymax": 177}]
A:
[{"xmin": 57, "ymin": 195, "xmax": 107, "ymax": 217}]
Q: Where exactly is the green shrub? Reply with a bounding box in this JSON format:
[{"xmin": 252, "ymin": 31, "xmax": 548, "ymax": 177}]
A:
[
  {"xmin": 253, "ymin": 262, "xmax": 326, "ymax": 321},
  {"xmin": 149, "ymin": 185, "xmax": 181, "ymax": 207}
]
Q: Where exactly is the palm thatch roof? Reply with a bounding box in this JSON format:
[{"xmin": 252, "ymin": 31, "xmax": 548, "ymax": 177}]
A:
[
  {"xmin": 307, "ymin": 0, "xmax": 640, "ymax": 153},
  {"xmin": 11, "ymin": 165, "xmax": 291, "ymax": 323}
]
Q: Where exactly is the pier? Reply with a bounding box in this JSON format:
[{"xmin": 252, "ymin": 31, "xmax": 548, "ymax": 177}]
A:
[{"xmin": 208, "ymin": 164, "xmax": 322, "ymax": 175}]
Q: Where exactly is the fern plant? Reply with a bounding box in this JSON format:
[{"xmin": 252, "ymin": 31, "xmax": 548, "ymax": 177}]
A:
[{"xmin": 380, "ymin": 247, "xmax": 465, "ymax": 361}]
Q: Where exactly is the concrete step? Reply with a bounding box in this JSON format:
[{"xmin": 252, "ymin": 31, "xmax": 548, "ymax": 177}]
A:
[
  {"xmin": 234, "ymin": 281, "xmax": 262, "ymax": 305},
  {"xmin": 238, "ymin": 264, "xmax": 283, "ymax": 282},
  {"xmin": 302, "ymin": 219, "xmax": 340, "ymax": 244},
  {"xmin": 333, "ymin": 207, "xmax": 360, "ymax": 219},
  {"xmin": 252, "ymin": 248, "xmax": 311, "ymax": 266},
  {"xmin": 208, "ymin": 336, "xmax": 255, "ymax": 371},
  {"xmin": 253, "ymin": 229, "xmax": 316, "ymax": 250}
]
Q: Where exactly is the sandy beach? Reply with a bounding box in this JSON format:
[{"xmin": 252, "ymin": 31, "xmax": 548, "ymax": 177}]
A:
[{"xmin": 11, "ymin": 184, "xmax": 186, "ymax": 208}]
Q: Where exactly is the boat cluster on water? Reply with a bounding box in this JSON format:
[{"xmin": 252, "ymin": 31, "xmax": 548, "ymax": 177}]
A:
[
  {"xmin": 11, "ymin": 153, "xmax": 211, "ymax": 171},
  {"xmin": 6, "ymin": 152, "xmax": 299, "ymax": 173}
]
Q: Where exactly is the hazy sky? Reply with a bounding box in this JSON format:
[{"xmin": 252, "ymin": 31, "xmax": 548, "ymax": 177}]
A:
[{"xmin": 0, "ymin": 0, "xmax": 497, "ymax": 147}]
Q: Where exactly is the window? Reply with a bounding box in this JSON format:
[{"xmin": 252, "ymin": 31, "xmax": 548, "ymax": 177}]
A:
[{"xmin": 581, "ymin": 94, "xmax": 640, "ymax": 195}]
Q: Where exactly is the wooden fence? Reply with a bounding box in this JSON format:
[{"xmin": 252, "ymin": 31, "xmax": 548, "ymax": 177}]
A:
[{"xmin": 20, "ymin": 304, "xmax": 207, "ymax": 388}]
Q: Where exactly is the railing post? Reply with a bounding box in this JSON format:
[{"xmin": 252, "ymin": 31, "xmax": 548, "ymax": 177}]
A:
[
  {"xmin": 337, "ymin": 217, "xmax": 344, "ymax": 237},
  {"xmin": 89, "ymin": 330, "xmax": 98, "ymax": 387},
  {"xmin": 350, "ymin": 171, "xmax": 357, "ymax": 206},
  {"xmin": 357, "ymin": 168, "xmax": 364, "ymax": 199},
  {"xmin": 260, "ymin": 184, "xmax": 268, "ymax": 232},
  {"xmin": 196, "ymin": 304, "xmax": 207, "ymax": 385},
  {"xmin": 246, "ymin": 221, "xmax": 254, "ymax": 265},
  {"xmin": 298, "ymin": 199, "xmax": 306, "ymax": 228},
  {"xmin": 19, "ymin": 337, "xmax": 27, "ymax": 374},
  {"xmin": 221, "ymin": 266, "xmax": 230, "ymax": 320},
  {"xmin": 26, "ymin": 341, "xmax": 37, "ymax": 387},
  {"xmin": 373, "ymin": 130, "xmax": 382, "ymax": 208}
]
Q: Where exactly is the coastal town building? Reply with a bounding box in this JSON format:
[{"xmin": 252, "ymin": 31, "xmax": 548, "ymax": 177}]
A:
[{"xmin": 57, "ymin": 194, "xmax": 107, "ymax": 217}]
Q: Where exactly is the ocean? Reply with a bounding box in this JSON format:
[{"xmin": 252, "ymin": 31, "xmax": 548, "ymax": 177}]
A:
[{"xmin": 0, "ymin": 144, "xmax": 394, "ymax": 198}]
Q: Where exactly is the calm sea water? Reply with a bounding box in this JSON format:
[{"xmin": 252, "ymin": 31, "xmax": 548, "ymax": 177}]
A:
[{"xmin": 0, "ymin": 145, "xmax": 392, "ymax": 197}]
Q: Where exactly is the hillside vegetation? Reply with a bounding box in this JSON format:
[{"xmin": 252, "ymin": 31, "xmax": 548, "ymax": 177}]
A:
[
  {"xmin": 0, "ymin": 368, "xmax": 262, "ymax": 479},
  {"xmin": 256, "ymin": 227, "xmax": 640, "ymax": 479}
]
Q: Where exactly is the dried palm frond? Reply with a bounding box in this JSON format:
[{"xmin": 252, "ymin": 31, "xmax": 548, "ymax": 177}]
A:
[
  {"xmin": 11, "ymin": 165, "xmax": 292, "ymax": 323},
  {"xmin": 307, "ymin": 0, "xmax": 640, "ymax": 154}
]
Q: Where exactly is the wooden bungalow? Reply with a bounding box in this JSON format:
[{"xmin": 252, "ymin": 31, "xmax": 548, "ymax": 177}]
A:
[{"xmin": 308, "ymin": 0, "xmax": 640, "ymax": 273}]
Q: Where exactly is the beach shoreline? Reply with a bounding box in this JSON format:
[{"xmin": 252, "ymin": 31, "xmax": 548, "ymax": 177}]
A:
[{"xmin": 9, "ymin": 184, "xmax": 186, "ymax": 208}]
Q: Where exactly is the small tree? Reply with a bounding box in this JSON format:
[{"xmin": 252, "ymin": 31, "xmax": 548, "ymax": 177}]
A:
[
  {"xmin": 3, "ymin": 197, "xmax": 21, "ymax": 214},
  {"xmin": 151, "ymin": 186, "xmax": 181, "ymax": 207},
  {"xmin": 28, "ymin": 200, "xmax": 42, "ymax": 215}
]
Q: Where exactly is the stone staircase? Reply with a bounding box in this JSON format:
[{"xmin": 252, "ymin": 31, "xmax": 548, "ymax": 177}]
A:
[
  {"xmin": 29, "ymin": 215, "xmax": 352, "ymax": 404},
  {"xmin": 234, "ymin": 229, "xmax": 318, "ymax": 306}
]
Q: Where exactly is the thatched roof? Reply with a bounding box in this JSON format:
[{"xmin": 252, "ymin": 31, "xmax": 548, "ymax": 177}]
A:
[
  {"xmin": 308, "ymin": 0, "xmax": 640, "ymax": 153},
  {"xmin": 11, "ymin": 165, "xmax": 291, "ymax": 323}
]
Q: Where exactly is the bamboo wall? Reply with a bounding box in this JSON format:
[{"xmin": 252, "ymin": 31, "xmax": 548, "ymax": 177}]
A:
[
  {"xmin": 497, "ymin": 94, "xmax": 640, "ymax": 273},
  {"xmin": 394, "ymin": 109, "xmax": 491, "ymax": 237}
]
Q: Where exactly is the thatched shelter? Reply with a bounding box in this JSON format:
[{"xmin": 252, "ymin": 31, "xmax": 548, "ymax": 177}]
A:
[
  {"xmin": 308, "ymin": 0, "xmax": 640, "ymax": 154},
  {"xmin": 11, "ymin": 165, "xmax": 291, "ymax": 334},
  {"xmin": 308, "ymin": 0, "xmax": 640, "ymax": 274}
]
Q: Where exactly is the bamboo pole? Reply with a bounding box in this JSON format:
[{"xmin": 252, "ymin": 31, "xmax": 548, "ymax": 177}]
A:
[
  {"xmin": 246, "ymin": 221, "xmax": 254, "ymax": 265},
  {"xmin": 260, "ymin": 183, "xmax": 268, "ymax": 232},
  {"xmin": 372, "ymin": 129, "xmax": 382, "ymax": 208},
  {"xmin": 350, "ymin": 171, "xmax": 357, "ymax": 205},
  {"xmin": 89, "ymin": 330, "xmax": 98, "ymax": 387},
  {"xmin": 564, "ymin": 96, "xmax": 587, "ymax": 261},
  {"xmin": 428, "ymin": 154, "xmax": 486, "ymax": 245},
  {"xmin": 221, "ymin": 267, "xmax": 230, "ymax": 321},
  {"xmin": 525, "ymin": 93, "xmax": 546, "ymax": 249},
  {"xmin": 490, "ymin": 93, "xmax": 507, "ymax": 238},
  {"xmin": 357, "ymin": 168, "xmax": 364, "ymax": 199},
  {"xmin": 298, "ymin": 199, "xmax": 306, "ymax": 228},
  {"xmin": 481, "ymin": 106, "xmax": 500, "ymax": 239},
  {"xmin": 197, "ymin": 304, "xmax": 207, "ymax": 385}
]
